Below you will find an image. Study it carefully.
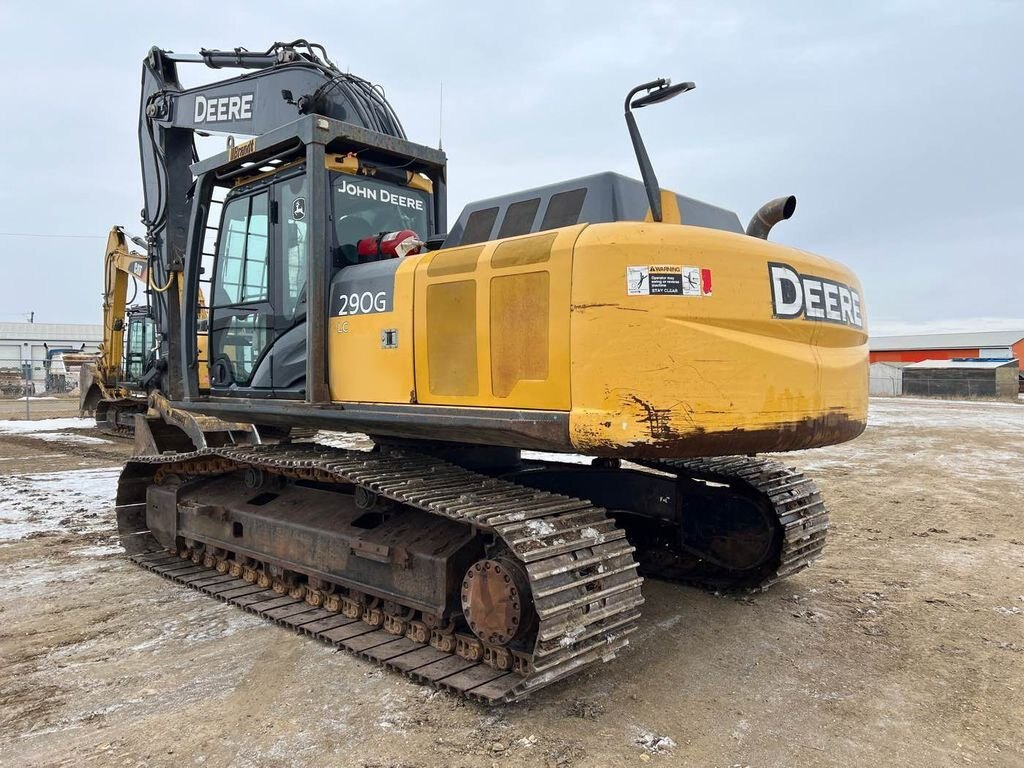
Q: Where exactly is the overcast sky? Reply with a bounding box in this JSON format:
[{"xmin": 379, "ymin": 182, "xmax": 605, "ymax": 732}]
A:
[{"xmin": 0, "ymin": 1, "xmax": 1020, "ymax": 332}]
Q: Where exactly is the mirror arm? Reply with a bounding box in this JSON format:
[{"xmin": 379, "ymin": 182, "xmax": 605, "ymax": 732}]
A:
[{"xmin": 625, "ymin": 107, "xmax": 663, "ymax": 222}]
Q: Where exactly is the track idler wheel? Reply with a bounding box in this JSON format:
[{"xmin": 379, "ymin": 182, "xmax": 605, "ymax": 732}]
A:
[{"xmin": 461, "ymin": 558, "xmax": 535, "ymax": 647}]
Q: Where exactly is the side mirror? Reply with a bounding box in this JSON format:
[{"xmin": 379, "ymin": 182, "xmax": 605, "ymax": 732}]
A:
[
  {"xmin": 625, "ymin": 78, "xmax": 695, "ymax": 222},
  {"xmin": 631, "ymin": 81, "xmax": 695, "ymax": 109}
]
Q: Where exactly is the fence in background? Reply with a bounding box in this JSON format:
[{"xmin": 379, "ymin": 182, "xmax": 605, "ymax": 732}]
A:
[
  {"xmin": 0, "ymin": 354, "xmax": 86, "ymax": 420},
  {"xmin": 870, "ymin": 375, "xmax": 1021, "ymax": 401}
]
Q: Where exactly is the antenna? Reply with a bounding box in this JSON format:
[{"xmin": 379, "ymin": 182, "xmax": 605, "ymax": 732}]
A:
[{"xmin": 438, "ymin": 80, "xmax": 444, "ymax": 151}]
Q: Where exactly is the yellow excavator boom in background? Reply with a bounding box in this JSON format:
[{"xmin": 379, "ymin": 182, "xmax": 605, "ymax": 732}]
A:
[{"xmin": 80, "ymin": 226, "xmax": 213, "ymax": 436}]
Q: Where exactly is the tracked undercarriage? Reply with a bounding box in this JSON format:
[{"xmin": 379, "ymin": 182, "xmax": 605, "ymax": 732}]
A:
[
  {"xmin": 93, "ymin": 399, "xmax": 146, "ymax": 438},
  {"xmin": 116, "ymin": 443, "xmax": 827, "ymax": 702}
]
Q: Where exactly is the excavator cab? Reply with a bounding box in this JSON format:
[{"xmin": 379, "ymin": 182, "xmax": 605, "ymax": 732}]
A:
[
  {"xmin": 205, "ymin": 155, "xmax": 434, "ymax": 397},
  {"xmin": 122, "ymin": 307, "xmax": 155, "ymax": 386}
]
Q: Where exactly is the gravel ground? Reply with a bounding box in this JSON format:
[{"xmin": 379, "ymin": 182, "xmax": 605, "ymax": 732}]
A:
[{"xmin": 0, "ymin": 397, "xmax": 1021, "ymax": 767}]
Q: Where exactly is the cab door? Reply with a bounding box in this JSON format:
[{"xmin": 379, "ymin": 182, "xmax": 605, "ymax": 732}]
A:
[
  {"xmin": 268, "ymin": 173, "xmax": 308, "ymax": 392},
  {"xmin": 208, "ymin": 171, "xmax": 310, "ymax": 396},
  {"xmin": 209, "ymin": 189, "xmax": 274, "ymax": 392},
  {"xmin": 122, "ymin": 312, "xmax": 155, "ymax": 386}
]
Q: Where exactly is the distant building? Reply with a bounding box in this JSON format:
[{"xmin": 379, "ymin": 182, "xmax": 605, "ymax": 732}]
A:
[
  {"xmin": 0, "ymin": 322, "xmax": 102, "ymax": 388},
  {"xmin": 870, "ymin": 330, "xmax": 1024, "ymax": 364},
  {"xmin": 902, "ymin": 359, "xmax": 1019, "ymax": 400}
]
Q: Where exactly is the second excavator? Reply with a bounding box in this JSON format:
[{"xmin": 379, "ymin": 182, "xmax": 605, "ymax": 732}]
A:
[
  {"xmin": 116, "ymin": 41, "xmax": 867, "ymax": 702},
  {"xmin": 80, "ymin": 227, "xmax": 157, "ymax": 435},
  {"xmin": 81, "ymin": 226, "xmax": 259, "ymax": 448}
]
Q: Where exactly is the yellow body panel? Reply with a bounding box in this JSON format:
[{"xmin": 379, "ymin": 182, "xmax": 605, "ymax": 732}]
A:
[
  {"xmin": 567, "ymin": 223, "xmax": 867, "ymax": 456},
  {"xmin": 411, "ymin": 227, "xmax": 582, "ymax": 409},
  {"xmin": 325, "ymin": 221, "xmax": 867, "ymax": 458},
  {"xmin": 329, "ymin": 257, "xmax": 417, "ymax": 403}
]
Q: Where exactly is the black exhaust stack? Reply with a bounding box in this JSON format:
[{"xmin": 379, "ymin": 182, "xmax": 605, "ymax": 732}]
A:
[{"xmin": 746, "ymin": 196, "xmax": 797, "ymax": 240}]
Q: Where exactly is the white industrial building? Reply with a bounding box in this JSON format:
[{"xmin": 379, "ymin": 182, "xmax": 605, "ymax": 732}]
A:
[{"xmin": 0, "ymin": 322, "xmax": 103, "ymax": 388}]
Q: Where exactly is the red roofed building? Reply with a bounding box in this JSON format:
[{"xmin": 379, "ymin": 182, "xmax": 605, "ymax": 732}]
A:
[{"xmin": 869, "ymin": 330, "xmax": 1024, "ymax": 364}]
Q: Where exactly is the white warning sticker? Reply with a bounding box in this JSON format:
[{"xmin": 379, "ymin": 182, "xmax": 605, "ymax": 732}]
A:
[{"xmin": 626, "ymin": 265, "xmax": 712, "ymax": 296}]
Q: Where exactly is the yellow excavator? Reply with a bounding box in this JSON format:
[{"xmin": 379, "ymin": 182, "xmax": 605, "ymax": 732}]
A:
[
  {"xmin": 81, "ymin": 227, "xmax": 254, "ymax": 448},
  {"xmin": 80, "ymin": 226, "xmax": 157, "ymax": 435},
  {"xmin": 116, "ymin": 42, "xmax": 867, "ymax": 702}
]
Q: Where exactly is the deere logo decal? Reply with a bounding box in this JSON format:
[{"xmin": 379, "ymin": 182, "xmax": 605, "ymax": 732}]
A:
[
  {"xmin": 769, "ymin": 262, "xmax": 863, "ymax": 328},
  {"xmin": 194, "ymin": 93, "xmax": 254, "ymax": 124}
]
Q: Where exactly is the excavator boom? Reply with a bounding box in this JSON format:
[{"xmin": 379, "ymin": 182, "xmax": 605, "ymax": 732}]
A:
[
  {"xmin": 101, "ymin": 227, "xmax": 148, "ymax": 385},
  {"xmin": 80, "ymin": 227, "xmax": 150, "ymax": 431}
]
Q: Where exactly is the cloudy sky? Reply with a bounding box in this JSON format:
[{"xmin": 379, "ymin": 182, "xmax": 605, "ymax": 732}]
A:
[{"xmin": 0, "ymin": 1, "xmax": 1020, "ymax": 332}]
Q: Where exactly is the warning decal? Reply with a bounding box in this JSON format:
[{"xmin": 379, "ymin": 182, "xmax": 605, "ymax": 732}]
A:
[{"xmin": 627, "ymin": 265, "xmax": 712, "ymax": 296}]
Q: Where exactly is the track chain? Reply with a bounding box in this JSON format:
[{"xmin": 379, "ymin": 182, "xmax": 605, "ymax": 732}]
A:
[
  {"xmin": 118, "ymin": 443, "xmax": 644, "ymax": 702},
  {"xmin": 638, "ymin": 455, "xmax": 829, "ymax": 589}
]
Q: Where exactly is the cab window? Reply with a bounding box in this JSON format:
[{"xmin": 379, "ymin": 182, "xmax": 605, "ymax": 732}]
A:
[
  {"xmin": 210, "ymin": 191, "xmax": 272, "ymax": 385},
  {"xmin": 214, "ymin": 193, "xmax": 269, "ymax": 305},
  {"xmin": 332, "ymin": 174, "xmax": 428, "ymax": 263},
  {"xmin": 278, "ymin": 175, "xmax": 308, "ymax": 321}
]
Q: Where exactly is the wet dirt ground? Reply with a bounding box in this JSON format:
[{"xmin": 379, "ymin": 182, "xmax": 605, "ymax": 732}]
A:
[{"xmin": 0, "ymin": 399, "xmax": 1021, "ymax": 767}]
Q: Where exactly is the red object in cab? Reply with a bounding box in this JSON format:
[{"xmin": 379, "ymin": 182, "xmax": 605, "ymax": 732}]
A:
[{"xmin": 356, "ymin": 229, "xmax": 424, "ymax": 261}]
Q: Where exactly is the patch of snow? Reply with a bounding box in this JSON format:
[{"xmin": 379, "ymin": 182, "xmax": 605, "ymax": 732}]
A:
[
  {"xmin": 128, "ymin": 608, "xmax": 261, "ymax": 653},
  {"xmin": 523, "ymin": 450, "xmax": 595, "ymax": 465},
  {"xmin": 313, "ymin": 435, "xmax": 609, "ymax": 469},
  {"xmin": 559, "ymin": 624, "xmax": 585, "ymax": 648},
  {"xmin": 72, "ymin": 544, "xmax": 123, "ymax": 557},
  {"xmin": 29, "ymin": 432, "xmax": 111, "ymax": 446},
  {"xmin": 655, "ymin": 615, "xmax": 683, "ymax": 630},
  {"xmin": 0, "ymin": 453, "xmax": 67, "ymax": 461},
  {"xmin": 868, "ymin": 397, "xmax": 1024, "ymax": 434},
  {"xmin": 525, "ymin": 519, "xmax": 556, "ymax": 536},
  {"xmin": 15, "ymin": 396, "xmax": 58, "ymax": 401},
  {"xmin": 633, "ymin": 727, "xmax": 677, "ymax": 754},
  {"xmin": 1, "ymin": 559, "xmax": 107, "ymax": 591},
  {"xmin": 313, "ymin": 431, "xmax": 374, "ymax": 451},
  {"xmin": 0, "ymin": 466, "xmax": 119, "ymax": 541},
  {"xmin": 580, "ymin": 527, "xmax": 601, "ymax": 539},
  {"xmin": 0, "ymin": 417, "xmax": 96, "ymax": 434}
]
